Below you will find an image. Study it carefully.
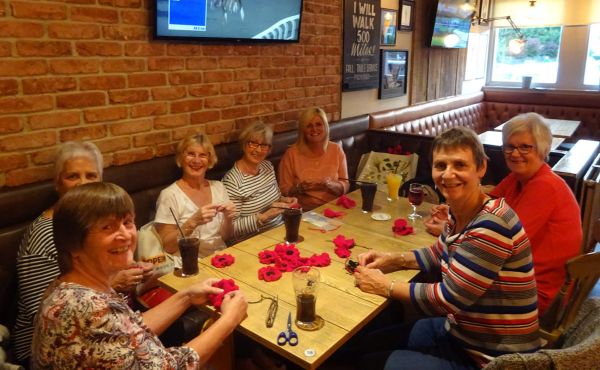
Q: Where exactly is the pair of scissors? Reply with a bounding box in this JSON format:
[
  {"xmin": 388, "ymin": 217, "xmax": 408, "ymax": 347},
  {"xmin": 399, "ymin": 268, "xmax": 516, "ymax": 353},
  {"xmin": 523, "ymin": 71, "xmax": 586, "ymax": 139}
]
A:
[{"xmin": 276, "ymin": 312, "xmax": 298, "ymax": 346}]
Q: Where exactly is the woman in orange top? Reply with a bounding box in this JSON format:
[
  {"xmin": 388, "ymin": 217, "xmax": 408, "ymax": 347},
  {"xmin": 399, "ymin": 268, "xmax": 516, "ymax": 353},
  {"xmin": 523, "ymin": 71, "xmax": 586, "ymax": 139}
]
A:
[{"xmin": 278, "ymin": 107, "xmax": 350, "ymax": 210}]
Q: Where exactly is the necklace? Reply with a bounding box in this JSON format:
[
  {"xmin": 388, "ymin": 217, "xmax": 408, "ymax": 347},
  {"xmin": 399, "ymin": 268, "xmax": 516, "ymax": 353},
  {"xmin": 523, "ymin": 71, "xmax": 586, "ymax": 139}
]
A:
[{"xmin": 237, "ymin": 160, "xmax": 259, "ymax": 176}]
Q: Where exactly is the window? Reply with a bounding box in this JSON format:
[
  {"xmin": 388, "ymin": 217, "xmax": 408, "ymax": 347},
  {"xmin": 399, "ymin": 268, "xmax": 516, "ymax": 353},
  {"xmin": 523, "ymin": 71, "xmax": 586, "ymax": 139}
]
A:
[
  {"xmin": 490, "ymin": 26, "xmax": 563, "ymax": 84},
  {"xmin": 583, "ymin": 23, "xmax": 600, "ymax": 86}
]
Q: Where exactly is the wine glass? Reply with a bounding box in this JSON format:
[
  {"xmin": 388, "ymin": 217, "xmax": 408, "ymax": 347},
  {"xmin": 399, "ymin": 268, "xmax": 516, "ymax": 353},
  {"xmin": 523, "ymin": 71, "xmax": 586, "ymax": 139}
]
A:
[{"xmin": 407, "ymin": 183, "xmax": 424, "ymax": 220}]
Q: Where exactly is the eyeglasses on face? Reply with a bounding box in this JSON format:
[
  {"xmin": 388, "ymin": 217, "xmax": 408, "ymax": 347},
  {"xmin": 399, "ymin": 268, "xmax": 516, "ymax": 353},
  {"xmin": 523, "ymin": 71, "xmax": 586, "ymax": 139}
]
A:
[
  {"xmin": 185, "ymin": 151, "xmax": 210, "ymax": 160},
  {"xmin": 247, "ymin": 141, "xmax": 271, "ymax": 151},
  {"xmin": 502, "ymin": 144, "xmax": 535, "ymax": 154}
]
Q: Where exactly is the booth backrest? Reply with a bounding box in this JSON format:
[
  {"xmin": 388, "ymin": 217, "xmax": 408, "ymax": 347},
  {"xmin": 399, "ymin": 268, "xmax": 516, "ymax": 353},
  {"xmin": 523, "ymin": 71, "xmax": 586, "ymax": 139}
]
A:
[
  {"xmin": 0, "ymin": 114, "xmax": 370, "ymax": 327},
  {"xmin": 369, "ymin": 92, "xmax": 488, "ymax": 134}
]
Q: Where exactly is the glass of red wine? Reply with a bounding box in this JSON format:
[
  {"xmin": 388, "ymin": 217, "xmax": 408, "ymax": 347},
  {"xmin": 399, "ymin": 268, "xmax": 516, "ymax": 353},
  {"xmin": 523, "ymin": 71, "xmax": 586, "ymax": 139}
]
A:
[{"xmin": 407, "ymin": 183, "xmax": 424, "ymax": 220}]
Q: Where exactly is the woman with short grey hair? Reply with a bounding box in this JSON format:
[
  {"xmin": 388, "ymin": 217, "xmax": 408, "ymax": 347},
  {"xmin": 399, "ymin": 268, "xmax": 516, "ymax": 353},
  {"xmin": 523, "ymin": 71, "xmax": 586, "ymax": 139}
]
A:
[
  {"xmin": 223, "ymin": 122, "xmax": 297, "ymax": 243},
  {"xmin": 13, "ymin": 141, "xmax": 150, "ymax": 367}
]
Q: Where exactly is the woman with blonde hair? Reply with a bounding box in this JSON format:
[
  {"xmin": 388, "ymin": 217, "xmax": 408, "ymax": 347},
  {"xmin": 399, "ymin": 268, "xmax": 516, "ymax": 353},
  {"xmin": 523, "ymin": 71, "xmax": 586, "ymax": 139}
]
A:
[
  {"xmin": 223, "ymin": 122, "xmax": 297, "ymax": 243},
  {"xmin": 154, "ymin": 133, "xmax": 236, "ymax": 259},
  {"xmin": 278, "ymin": 107, "xmax": 349, "ymax": 210}
]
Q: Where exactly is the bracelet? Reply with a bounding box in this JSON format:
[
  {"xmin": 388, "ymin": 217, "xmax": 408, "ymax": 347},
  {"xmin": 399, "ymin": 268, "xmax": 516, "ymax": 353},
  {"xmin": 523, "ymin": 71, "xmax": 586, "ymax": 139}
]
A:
[
  {"xmin": 398, "ymin": 253, "xmax": 406, "ymax": 270},
  {"xmin": 256, "ymin": 214, "xmax": 264, "ymax": 226},
  {"xmin": 387, "ymin": 279, "xmax": 397, "ymax": 298}
]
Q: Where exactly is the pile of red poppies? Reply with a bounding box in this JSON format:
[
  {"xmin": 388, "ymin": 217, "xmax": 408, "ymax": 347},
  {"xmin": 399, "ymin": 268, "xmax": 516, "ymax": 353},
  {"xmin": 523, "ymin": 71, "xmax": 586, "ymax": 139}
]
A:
[
  {"xmin": 208, "ymin": 278, "xmax": 239, "ymax": 310},
  {"xmin": 257, "ymin": 243, "xmax": 331, "ymax": 282},
  {"xmin": 336, "ymin": 195, "xmax": 356, "ymax": 209}
]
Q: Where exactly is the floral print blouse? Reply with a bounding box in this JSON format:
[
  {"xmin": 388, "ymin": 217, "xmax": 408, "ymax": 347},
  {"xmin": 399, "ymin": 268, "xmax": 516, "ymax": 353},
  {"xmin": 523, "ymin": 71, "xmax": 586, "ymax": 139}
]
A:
[{"xmin": 32, "ymin": 281, "xmax": 200, "ymax": 369}]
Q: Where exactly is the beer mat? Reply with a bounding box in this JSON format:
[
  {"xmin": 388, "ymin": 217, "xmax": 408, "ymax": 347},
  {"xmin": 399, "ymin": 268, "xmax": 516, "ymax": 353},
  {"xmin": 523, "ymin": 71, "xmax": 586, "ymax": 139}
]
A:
[
  {"xmin": 371, "ymin": 212, "xmax": 391, "ymax": 221},
  {"xmin": 303, "ymin": 212, "xmax": 342, "ymax": 231}
]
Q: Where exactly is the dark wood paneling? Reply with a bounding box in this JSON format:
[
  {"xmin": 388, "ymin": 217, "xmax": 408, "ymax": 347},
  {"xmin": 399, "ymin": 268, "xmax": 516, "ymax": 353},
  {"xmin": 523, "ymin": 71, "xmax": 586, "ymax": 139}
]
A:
[{"xmin": 411, "ymin": 0, "xmax": 467, "ymax": 104}]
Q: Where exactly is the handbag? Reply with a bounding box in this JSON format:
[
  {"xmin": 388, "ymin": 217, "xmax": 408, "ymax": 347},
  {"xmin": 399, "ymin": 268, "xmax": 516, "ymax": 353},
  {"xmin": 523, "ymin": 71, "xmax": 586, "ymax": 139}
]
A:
[
  {"xmin": 135, "ymin": 222, "xmax": 176, "ymax": 307},
  {"xmin": 356, "ymin": 151, "xmax": 419, "ymax": 186}
]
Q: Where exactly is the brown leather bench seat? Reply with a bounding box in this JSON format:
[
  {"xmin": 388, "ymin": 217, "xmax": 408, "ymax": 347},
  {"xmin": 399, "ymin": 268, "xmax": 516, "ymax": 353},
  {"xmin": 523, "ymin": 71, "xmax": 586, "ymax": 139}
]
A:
[{"xmin": 0, "ymin": 114, "xmax": 370, "ymax": 329}]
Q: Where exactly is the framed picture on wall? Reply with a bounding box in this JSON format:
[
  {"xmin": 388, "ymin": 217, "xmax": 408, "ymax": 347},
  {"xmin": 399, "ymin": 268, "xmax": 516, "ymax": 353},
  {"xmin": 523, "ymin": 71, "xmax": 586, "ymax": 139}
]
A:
[
  {"xmin": 379, "ymin": 49, "xmax": 408, "ymax": 99},
  {"xmin": 399, "ymin": 0, "xmax": 414, "ymax": 31},
  {"xmin": 380, "ymin": 9, "xmax": 398, "ymax": 45},
  {"xmin": 479, "ymin": 0, "xmax": 490, "ymax": 20}
]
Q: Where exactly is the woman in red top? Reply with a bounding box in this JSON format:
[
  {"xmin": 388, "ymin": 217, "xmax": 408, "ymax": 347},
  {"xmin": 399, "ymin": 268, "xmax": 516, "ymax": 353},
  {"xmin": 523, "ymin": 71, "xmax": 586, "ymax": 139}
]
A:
[{"xmin": 425, "ymin": 113, "xmax": 582, "ymax": 314}]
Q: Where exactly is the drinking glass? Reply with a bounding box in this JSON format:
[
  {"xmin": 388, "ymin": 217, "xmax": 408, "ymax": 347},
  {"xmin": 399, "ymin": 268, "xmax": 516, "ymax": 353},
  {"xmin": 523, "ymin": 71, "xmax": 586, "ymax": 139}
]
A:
[
  {"xmin": 292, "ymin": 266, "xmax": 324, "ymax": 331},
  {"xmin": 386, "ymin": 173, "xmax": 402, "ymax": 201},
  {"xmin": 359, "ymin": 182, "xmax": 377, "ymax": 213},
  {"xmin": 178, "ymin": 229, "xmax": 200, "ymax": 277},
  {"xmin": 283, "ymin": 208, "xmax": 302, "ymax": 243},
  {"xmin": 407, "ymin": 183, "xmax": 424, "ymax": 220}
]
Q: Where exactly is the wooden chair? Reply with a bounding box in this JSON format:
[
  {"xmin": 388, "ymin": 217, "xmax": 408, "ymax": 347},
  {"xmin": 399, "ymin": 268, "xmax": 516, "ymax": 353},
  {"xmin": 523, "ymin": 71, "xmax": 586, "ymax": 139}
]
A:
[
  {"xmin": 582, "ymin": 217, "xmax": 600, "ymax": 254},
  {"xmin": 539, "ymin": 249, "xmax": 600, "ymax": 347}
]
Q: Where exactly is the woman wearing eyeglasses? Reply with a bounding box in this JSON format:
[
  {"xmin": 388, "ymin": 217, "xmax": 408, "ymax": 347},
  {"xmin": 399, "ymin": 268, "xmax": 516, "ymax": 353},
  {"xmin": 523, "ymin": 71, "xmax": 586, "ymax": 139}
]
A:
[
  {"xmin": 155, "ymin": 133, "xmax": 236, "ymax": 259},
  {"xmin": 279, "ymin": 107, "xmax": 350, "ymax": 210},
  {"xmin": 223, "ymin": 122, "xmax": 297, "ymax": 243},
  {"xmin": 425, "ymin": 113, "xmax": 581, "ymax": 314}
]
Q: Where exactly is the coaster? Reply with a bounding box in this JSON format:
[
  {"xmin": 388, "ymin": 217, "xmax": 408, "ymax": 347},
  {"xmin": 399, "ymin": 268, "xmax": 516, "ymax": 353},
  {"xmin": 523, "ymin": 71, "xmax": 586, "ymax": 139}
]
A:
[{"xmin": 371, "ymin": 212, "xmax": 391, "ymax": 221}]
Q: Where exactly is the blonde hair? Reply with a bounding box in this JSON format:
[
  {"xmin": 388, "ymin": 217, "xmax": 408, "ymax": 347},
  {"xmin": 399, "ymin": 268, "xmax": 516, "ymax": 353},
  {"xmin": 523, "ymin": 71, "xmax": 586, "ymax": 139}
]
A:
[
  {"xmin": 502, "ymin": 112, "xmax": 552, "ymax": 160},
  {"xmin": 175, "ymin": 133, "xmax": 218, "ymax": 169},
  {"xmin": 296, "ymin": 107, "xmax": 330, "ymax": 151},
  {"xmin": 54, "ymin": 141, "xmax": 103, "ymax": 184}
]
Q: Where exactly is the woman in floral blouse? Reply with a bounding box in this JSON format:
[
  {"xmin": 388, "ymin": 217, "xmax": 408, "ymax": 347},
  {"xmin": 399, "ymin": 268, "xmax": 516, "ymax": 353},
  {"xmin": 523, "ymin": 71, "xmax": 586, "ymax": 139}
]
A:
[{"xmin": 31, "ymin": 182, "xmax": 248, "ymax": 369}]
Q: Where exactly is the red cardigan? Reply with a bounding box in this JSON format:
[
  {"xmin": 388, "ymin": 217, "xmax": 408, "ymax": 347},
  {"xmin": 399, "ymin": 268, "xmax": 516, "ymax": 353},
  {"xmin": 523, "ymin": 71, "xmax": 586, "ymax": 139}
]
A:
[{"xmin": 491, "ymin": 163, "xmax": 582, "ymax": 314}]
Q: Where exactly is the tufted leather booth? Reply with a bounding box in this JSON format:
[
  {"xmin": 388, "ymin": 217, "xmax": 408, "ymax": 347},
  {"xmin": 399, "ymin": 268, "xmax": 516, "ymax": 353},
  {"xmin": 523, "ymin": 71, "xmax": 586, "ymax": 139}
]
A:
[
  {"xmin": 0, "ymin": 114, "xmax": 371, "ymax": 329},
  {"xmin": 369, "ymin": 89, "xmax": 600, "ymax": 142}
]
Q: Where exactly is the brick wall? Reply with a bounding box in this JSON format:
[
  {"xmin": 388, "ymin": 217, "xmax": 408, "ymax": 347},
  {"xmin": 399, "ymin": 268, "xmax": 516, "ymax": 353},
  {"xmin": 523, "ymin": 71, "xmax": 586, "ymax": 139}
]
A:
[{"xmin": 0, "ymin": 0, "xmax": 342, "ymax": 188}]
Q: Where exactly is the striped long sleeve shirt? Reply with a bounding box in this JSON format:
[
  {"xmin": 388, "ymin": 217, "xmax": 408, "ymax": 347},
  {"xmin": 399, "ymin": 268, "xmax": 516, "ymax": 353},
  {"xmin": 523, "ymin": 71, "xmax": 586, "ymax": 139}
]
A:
[
  {"xmin": 13, "ymin": 214, "xmax": 60, "ymax": 361},
  {"xmin": 222, "ymin": 161, "xmax": 282, "ymax": 244},
  {"xmin": 411, "ymin": 197, "xmax": 541, "ymax": 367}
]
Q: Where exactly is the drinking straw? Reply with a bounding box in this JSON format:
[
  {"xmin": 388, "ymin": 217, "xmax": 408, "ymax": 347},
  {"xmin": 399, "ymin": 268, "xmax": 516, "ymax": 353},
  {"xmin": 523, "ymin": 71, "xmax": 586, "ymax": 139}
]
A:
[{"xmin": 169, "ymin": 207, "xmax": 185, "ymax": 238}]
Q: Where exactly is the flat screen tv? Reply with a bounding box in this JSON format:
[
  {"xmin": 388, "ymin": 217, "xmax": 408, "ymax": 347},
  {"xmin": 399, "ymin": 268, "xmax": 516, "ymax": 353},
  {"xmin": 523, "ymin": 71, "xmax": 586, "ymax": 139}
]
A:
[
  {"xmin": 155, "ymin": 0, "xmax": 303, "ymax": 43},
  {"xmin": 430, "ymin": 0, "xmax": 475, "ymax": 49}
]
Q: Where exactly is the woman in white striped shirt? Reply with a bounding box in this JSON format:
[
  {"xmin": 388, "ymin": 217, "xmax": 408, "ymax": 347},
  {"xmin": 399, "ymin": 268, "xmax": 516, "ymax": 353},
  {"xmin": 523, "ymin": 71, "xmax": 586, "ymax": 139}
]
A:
[
  {"xmin": 13, "ymin": 141, "xmax": 151, "ymax": 366},
  {"xmin": 223, "ymin": 122, "xmax": 297, "ymax": 244}
]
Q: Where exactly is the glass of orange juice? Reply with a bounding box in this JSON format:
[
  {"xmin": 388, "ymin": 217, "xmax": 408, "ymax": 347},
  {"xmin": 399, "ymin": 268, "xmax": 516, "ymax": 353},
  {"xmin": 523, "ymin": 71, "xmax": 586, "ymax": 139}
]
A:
[{"xmin": 386, "ymin": 173, "xmax": 402, "ymax": 201}]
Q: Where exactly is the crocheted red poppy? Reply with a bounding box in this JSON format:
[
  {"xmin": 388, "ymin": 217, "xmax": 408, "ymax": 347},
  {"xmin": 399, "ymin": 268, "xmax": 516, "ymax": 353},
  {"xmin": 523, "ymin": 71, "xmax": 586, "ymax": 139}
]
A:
[
  {"xmin": 289, "ymin": 202, "xmax": 302, "ymax": 209},
  {"xmin": 258, "ymin": 266, "xmax": 283, "ymax": 282},
  {"xmin": 308, "ymin": 252, "xmax": 331, "ymax": 267},
  {"xmin": 323, "ymin": 208, "xmax": 344, "ymax": 218},
  {"xmin": 210, "ymin": 253, "xmax": 235, "ymax": 268},
  {"xmin": 334, "ymin": 247, "xmax": 351, "ymax": 258},
  {"xmin": 275, "ymin": 243, "xmax": 300, "ymax": 259},
  {"xmin": 336, "ymin": 195, "xmax": 356, "ymax": 209},
  {"xmin": 208, "ymin": 278, "xmax": 239, "ymax": 311},
  {"xmin": 392, "ymin": 218, "xmax": 414, "ymax": 236},
  {"xmin": 258, "ymin": 250, "xmax": 280, "ymax": 265},
  {"xmin": 333, "ymin": 234, "xmax": 355, "ymax": 249}
]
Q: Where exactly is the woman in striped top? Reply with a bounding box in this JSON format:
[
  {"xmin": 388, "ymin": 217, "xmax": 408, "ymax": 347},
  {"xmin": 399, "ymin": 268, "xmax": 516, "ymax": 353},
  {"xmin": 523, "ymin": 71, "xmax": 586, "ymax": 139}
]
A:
[
  {"xmin": 223, "ymin": 122, "xmax": 297, "ymax": 244},
  {"xmin": 353, "ymin": 127, "xmax": 540, "ymax": 369},
  {"xmin": 14, "ymin": 141, "xmax": 151, "ymax": 366}
]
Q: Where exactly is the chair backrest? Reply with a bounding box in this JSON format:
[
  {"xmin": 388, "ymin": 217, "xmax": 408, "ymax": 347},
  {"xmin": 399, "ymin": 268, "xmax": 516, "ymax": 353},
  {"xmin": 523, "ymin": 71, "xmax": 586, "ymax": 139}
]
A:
[
  {"xmin": 539, "ymin": 250, "xmax": 600, "ymax": 347},
  {"xmin": 583, "ymin": 217, "xmax": 600, "ymax": 254}
]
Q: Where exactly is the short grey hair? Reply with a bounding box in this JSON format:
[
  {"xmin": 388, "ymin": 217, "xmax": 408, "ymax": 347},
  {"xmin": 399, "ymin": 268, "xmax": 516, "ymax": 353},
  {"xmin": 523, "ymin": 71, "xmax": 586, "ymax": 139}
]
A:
[
  {"xmin": 54, "ymin": 141, "xmax": 103, "ymax": 184},
  {"xmin": 239, "ymin": 122, "xmax": 273, "ymax": 150},
  {"xmin": 502, "ymin": 112, "xmax": 552, "ymax": 160}
]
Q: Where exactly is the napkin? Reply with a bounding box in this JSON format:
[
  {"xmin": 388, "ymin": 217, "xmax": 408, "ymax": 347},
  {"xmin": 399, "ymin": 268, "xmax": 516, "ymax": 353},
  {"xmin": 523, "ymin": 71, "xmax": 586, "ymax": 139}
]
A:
[{"xmin": 336, "ymin": 195, "xmax": 356, "ymax": 209}]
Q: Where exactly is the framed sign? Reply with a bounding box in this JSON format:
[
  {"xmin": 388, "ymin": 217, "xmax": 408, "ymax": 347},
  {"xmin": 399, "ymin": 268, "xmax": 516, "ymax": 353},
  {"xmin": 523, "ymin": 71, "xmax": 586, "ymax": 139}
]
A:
[
  {"xmin": 479, "ymin": 0, "xmax": 490, "ymax": 20},
  {"xmin": 380, "ymin": 9, "xmax": 397, "ymax": 45},
  {"xmin": 399, "ymin": 0, "xmax": 414, "ymax": 31},
  {"xmin": 379, "ymin": 49, "xmax": 408, "ymax": 99},
  {"xmin": 343, "ymin": 0, "xmax": 381, "ymax": 91}
]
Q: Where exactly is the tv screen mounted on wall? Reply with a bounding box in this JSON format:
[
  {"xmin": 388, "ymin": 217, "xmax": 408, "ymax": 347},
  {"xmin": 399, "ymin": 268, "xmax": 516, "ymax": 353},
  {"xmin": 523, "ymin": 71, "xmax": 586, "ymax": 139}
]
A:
[
  {"xmin": 430, "ymin": 0, "xmax": 475, "ymax": 49},
  {"xmin": 155, "ymin": 0, "xmax": 303, "ymax": 43}
]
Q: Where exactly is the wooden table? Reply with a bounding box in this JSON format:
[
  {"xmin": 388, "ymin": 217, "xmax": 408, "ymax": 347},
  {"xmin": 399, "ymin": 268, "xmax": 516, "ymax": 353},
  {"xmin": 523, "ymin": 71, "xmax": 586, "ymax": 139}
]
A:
[
  {"xmin": 159, "ymin": 190, "xmax": 437, "ymax": 369},
  {"xmin": 494, "ymin": 118, "xmax": 581, "ymax": 138},
  {"xmin": 479, "ymin": 130, "xmax": 565, "ymax": 151}
]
